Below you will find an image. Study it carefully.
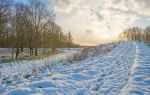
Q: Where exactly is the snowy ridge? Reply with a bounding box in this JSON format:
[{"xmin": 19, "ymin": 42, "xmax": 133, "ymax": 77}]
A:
[{"xmin": 119, "ymin": 42, "xmax": 150, "ymax": 95}]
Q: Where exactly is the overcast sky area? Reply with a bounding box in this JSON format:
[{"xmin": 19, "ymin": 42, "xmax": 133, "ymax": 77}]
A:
[{"xmin": 16, "ymin": 0, "xmax": 150, "ymax": 46}]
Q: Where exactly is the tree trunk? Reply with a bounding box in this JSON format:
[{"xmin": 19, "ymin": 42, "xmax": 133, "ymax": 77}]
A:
[
  {"xmin": 16, "ymin": 48, "xmax": 19, "ymax": 59},
  {"xmin": 52, "ymin": 48, "xmax": 56, "ymax": 51},
  {"xmin": 35, "ymin": 48, "xmax": 38, "ymax": 56},
  {"xmin": 30, "ymin": 48, "xmax": 33, "ymax": 56}
]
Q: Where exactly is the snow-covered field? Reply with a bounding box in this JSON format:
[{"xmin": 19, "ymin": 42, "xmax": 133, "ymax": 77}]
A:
[
  {"xmin": 0, "ymin": 41, "xmax": 150, "ymax": 95},
  {"xmin": 0, "ymin": 49, "xmax": 81, "ymax": 79},
  {"xmin": 119, "ymin": 42, "xmax": 150, "ymax": 95},
  {"xmin": 0, "ymin": 48, "xmax": 81, "ymax": 61}
]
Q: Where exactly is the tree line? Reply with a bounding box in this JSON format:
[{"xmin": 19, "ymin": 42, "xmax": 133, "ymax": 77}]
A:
[
  {"xmin": 0, "ymin": 0, "xmax": 77, "ymax": 58},
  {"xmin": 119, "ymin": 26, "xmax": 150, "ymax": 43}
]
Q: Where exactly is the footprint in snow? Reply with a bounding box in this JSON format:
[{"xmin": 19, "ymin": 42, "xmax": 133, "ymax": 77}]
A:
[
  {"xmin": 28, "ymin": 81, "xmax": 56, "ymax": 88},
  {"xmin": 129, "ymin": 90, "xmax": 144, "ymax": 95},
  {"xmin": 73, "ymin": 68, "xmax": 84, "ymax": 73},
  {"xmin": 92, "ymin": 82, "xmax": 103, "ymax": 91},
  {"xmin": 70, "ymin": 74, "xmax": 90, "ymax": 81}
]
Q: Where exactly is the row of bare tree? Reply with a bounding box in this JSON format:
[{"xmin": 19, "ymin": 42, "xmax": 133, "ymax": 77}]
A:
[
  {"xmin": 119, "ymin": 26, "xmax": 150, "ymax": 43},
  {"xmin": 0, "ymin": 0, "xmax": 76, "ymax": 58}
]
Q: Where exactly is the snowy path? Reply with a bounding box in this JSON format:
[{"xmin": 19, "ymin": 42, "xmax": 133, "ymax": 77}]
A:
[
  {"xmin": 1, "ymin": 41, "xmax": 150, "ymax": 95},
  {"xmin": 120, "ymin": 42, "xmax": 150, "ymax": 95}
]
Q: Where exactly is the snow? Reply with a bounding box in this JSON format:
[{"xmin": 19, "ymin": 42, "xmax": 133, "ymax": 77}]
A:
[
  {"xmin": 119, "ymin": 42, "xmax": 150, "ymax": 95},
  {"xmin": 0, "ymin": 48, "xmax": 81, "ymax": 62},
  {"xmin": 0, "ymin": 41, "xmax": 150, "ymax": 95},
  {"xmin": 0, "ymin": 49, "xmax": 81, "ymax": 78}
]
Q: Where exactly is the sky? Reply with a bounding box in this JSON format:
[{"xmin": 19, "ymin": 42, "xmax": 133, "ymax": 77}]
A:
[{"xmin": 15, "ymin": 0, "xmax": 150, "ymax": 46}]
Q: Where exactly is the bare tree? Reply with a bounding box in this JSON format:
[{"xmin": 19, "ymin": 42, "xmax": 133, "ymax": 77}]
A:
[
  {"xmin": 0, "ymin": 0, "xmax": 77, "ymax": 59},
  {"xmin": 67, "ymin": 31, "xmax": 73, "ymax": 47},
  {"xmin": 144, "ymin": 26, "xmax": 150, "ymax": 43},
  {"xmin": 29, "ymin": 0, "xmax": 53, "ymax": 55},
  {"xmin": 120, "ymin": 27, "xmax": 142, "ymax": 41},
  {"xmin": 0, "ymin": 0, "xmax": 11, "ymax": 47}
]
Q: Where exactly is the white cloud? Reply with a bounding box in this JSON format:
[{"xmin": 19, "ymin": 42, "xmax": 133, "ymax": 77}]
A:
[{"xmin": 52, "ymin": 0, "xmax": 150, "ymax": 45}]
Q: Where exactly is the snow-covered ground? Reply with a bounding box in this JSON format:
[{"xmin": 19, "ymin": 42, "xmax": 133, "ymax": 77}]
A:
[
  {"xmin": 0, "ymin": 48, "xmax": 81, "ymax": 61},
  {"xmin": 119, "ymin": 42, "xmax": 150, "ymax": 95},
  {"xmin": 0, "ymin": 49, "xmax": 81, "ymax": 79},
  {"xmin": 0, "ymin": 41, "xmax": 150, "ymax": 95}
]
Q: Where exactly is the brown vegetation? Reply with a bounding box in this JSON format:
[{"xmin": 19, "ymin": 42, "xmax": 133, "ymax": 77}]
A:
[
  {"xmin": 119, "ymin": 26, "xmax": 150, "ymax": 43},
  {"xmin": 0, "ymin": 0, "xmax": 77, "ymax": 58}
]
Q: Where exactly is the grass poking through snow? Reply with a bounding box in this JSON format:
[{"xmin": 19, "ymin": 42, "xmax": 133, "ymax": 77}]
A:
[{"xmin": 2, "ymin": 50, "xmax": 64, "ymax": 63}]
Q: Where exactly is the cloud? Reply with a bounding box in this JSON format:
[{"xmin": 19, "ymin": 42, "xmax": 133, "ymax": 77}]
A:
[
  {"xmin": 133, "ymin": 0, "xmax": 150, "ymax": 16},
  {"xmin": 74, "ymin": 29, "xmax": 101, "ymax": 46},
  {"xmin": 111, "ymin": 0, "xmax": 122, "ymax": 5},
  {"xmin": 96, "ymin": 14, "xmax": 104, "ymax": 21},
  {"xmin": 54, "ymin": 0, "xmax": 72, "ymax": 13},
  {"xmin": 134, "ymin": 0, "xmax": 150, "ymax": 9},
  {"xmin": 110, "ymin": 0, "xmax": 150, "ymax": 16},
  {"xmin": 52, "ymin": 0, "xmax": 150, "ymax": 45},
  {"xmin": 54, "ymin": 0, "xmax": 82, "ymax": 14},
  {"xmin": 54, "ymin": 0, "xmax": 70, "ymax": 9},
  {"xmin": 84, "ymin": 29, "xmax": 93, "ymax": 36}
]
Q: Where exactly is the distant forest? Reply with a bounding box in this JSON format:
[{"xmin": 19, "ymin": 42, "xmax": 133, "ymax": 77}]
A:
[
  {"xmin": 0, "ymin": 0, "xmax": 80, "ymax": 56},
  {"xmin": 119, "ymin": 26, "xmax": 150, "ymax": 42}
]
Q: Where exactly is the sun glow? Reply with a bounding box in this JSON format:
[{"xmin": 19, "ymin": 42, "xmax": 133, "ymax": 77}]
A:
[{"xmin": 54, "ymin": 0, "xmax": 150, "ymax": 45}]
